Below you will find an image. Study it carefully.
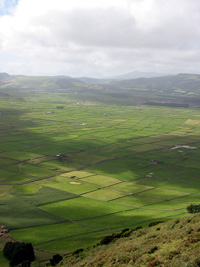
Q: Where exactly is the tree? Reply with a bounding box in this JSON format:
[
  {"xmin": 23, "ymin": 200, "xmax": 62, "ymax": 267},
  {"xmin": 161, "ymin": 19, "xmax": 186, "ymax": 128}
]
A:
[
  {"xmin": 3, "ymin": 242, "xmax": 35, "ymax": 267},
  {"xmin": 50, "ymin": 254, "xmax": 63, "ymax": 266},
  {"xmin": 187, "ymin": 204, "xmax": 200, "ymax": 213}
]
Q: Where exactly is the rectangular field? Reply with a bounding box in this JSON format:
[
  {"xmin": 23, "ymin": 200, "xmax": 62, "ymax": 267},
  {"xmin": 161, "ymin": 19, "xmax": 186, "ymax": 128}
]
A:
[{"xmin": 0, "ymin": 91, "xmax": 199, "ymax": 257}]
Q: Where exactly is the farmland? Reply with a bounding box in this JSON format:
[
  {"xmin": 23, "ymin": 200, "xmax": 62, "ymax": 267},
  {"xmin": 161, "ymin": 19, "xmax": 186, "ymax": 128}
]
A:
[{"xmin": 0, "ymin": 89, "xmax": 200, "ymax": 259}]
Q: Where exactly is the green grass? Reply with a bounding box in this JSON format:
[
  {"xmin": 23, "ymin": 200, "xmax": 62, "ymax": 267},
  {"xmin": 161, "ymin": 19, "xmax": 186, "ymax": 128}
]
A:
[
  {"xmin": 0, "ymin": 252, "xmax": 9, "ymax": 267},
  {"xmin": 108, "ymin": 181, "xmax": 154, "ymax": 194},
  {"xmin": 10, "ymin": 222, "xmax": 94, "ymax": 245},
  {"xmin": 3, "ymin": 163, "xmax": 56, "ymax": 177},
  {"xmin": 0, "ymin": 151, "xmax": 42, "ymax": 161},
  {"xmin": 81, "ymin": 208, "xmax": 184, "ymax": 229},
  {"xmin": 11, "ymin": 185, "xmax": 78, "ymax": 206},
  {"xmin": 137, "ymin": 188, "xmax": 189, "ymax": 200},
  {"xmin": 0, "ymin": 185, "xmax": 12, "ymax": 197},
  {"xmin": 83, "ymin": 188, "xmax": 129, "ymax": 201},
  {"xmin": 38, "ymin": 176, "xmax": 100, "ymax": 195},
  {"xmin": 0, "ymin": 168, "xmax": 33, "ymax": 183},
  {"xmin": 80, "ymin": 175, "xmax": 121, "ymax": 187},
  {"xmin": 0, "ymin": 195, "xmax": 64, "ymax": 229},
  {"xmin": 110, "ymin": 194, "xmax": 162, "ymax": 207},
  {"xmin": 60, "ymin": 170, "xmax": 95, "ymax": 178},
  {"xmin": 36, "ymin": 230, "xmax": 115, "ymax": 253},
  {"xmin": 0, "ymin": 91, "xmax": 199, "ymax": 255},
  {"xmin": 40, "ymin": 197, "xmax": 129, "ymax": 221}
]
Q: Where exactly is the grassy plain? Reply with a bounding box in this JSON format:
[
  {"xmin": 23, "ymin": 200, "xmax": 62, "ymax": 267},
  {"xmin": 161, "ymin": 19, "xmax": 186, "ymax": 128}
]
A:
[{"xmin": 0, "ymin": 90, "xmax": 200, "ymax": 260}]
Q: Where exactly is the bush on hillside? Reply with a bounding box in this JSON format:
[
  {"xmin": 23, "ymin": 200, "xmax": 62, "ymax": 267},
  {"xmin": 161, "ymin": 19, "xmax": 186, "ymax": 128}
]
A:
[
  {"xmin": 72, "ymin": 249, "xmax": 84, "ymax": 256},
  {"xmin": 187, "ymin": 204, "xmax": 200, "ymax": 213},
  {"xmin": 50, "ymin": 254, "xmax": 63, "ymax": 266},
  {"xmin": 3, "ymin": 242, "xmax": 35, "ymax": 266},
  {"xmin": 99, "ymin": 228, "xmax": 133, "ymax": 245},
  {"xmin": 133, "ymin": 226, "xmax": 143, "ymax": 231},
  {"xmin": 19, "ymin": 260, "xmax": 31, "ymax": 267},
  {"xmin": 148, "ymin": 221, "xmax": 164, "ymax": 227}
]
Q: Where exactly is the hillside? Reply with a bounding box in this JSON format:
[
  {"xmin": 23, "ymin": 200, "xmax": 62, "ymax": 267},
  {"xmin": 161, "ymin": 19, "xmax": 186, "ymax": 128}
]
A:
[
  {"xmin": 109, "ymin": 71, "xmax": 168, "ymax": 80},
  {"xmin": 0, "ymin": 73, "xmax": 85, "ymax": 91},
  {"xmin": 110, "ymin": 73, "xmax": 200, "ymax": 94},
  {"xmin": 60, "ymin": 213, "xmax": 200, "ymax": 267},
  {"xmin": 1, "ymin": 73, "xmax": 200, "ymax": 95},
  {"xmin": 1, "ymin": 73, "xmax": 200, "ymax": 107}
]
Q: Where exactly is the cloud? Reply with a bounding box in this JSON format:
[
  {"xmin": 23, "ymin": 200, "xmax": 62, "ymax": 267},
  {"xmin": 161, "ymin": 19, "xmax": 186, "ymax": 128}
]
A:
[{"xmin": 0, "ymin": 0, "xmax": 200, "ymax": 77}]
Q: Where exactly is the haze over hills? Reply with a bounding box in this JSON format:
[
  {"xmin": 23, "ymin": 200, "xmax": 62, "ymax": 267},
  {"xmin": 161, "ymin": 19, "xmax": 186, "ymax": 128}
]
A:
[
  {"xmin": 1, "ymin": 72, "xmax": 200, "ymax": 100},
  {"xmin": 109, "ymin": 71, "xmax": 169, "ymax": 80},
  {"xmin": 108, "ymin": 73, "xmax": 200, "ymax": 93},
  {"xmin": 0, "ymin": 73, "xmax": 10, "ymax": 80},
  {"xmin": 0, "ymin": 71, "xmax": 200, "ymax": 86},
  {"xmin": 0, "ymin": 71, "xmax": 168, "ymax": 86},
  {"xmin": 1, "ymin": 72, "xmax": 200, "ymax": 110},
  {"xmin": 77, "ymin": 71, "xmax": 169, "ymax": 84}
]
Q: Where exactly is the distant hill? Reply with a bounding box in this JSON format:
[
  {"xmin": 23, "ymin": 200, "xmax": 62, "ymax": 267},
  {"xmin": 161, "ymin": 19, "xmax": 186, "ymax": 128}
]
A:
[
  {"xmin": 1, "ymin": 73, "xmax": 200, "ymax": 107},
  {"xmin": 0, "ymin": 74, "xmax": 86, "ymax": 91},
  {"xmin": 110, "ymin": 71, "xmax": 168, "ymax": 80},
  {"xmin": 0, "ymin": 73, "xmax": 10, "ymax": 81},
  {"xmin": 76, "ymin": 77, "xmax": 103, "ymax": 84},
  {"xmin": 60, "ymin": 213, "xmax": 200, "ymax": 267},
  {"xmin": 110, "ymin": 73, "xmax": 200, "ymax": 93}
]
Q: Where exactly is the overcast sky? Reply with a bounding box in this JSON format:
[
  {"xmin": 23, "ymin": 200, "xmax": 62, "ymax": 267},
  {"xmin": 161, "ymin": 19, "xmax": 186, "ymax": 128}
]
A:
[{"xmin": 0, "ymin": 0, "xmax": 200, "ymax": 77}]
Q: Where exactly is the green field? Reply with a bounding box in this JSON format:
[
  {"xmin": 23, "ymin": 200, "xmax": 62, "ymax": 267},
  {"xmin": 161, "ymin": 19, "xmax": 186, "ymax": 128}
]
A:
[{"xmin": 0, "ymin": 90, "xmax": 200, "ymax": 261}]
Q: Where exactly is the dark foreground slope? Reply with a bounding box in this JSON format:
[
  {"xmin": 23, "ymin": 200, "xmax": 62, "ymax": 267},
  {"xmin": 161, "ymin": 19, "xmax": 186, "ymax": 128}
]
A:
[{"xmin": 60, "ymin": 214, "xmax": 200, "ymax": 267}]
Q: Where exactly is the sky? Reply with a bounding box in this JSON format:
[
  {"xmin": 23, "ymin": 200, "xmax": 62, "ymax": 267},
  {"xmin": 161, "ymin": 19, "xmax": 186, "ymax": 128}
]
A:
[{"xmin": 0, "ymin": 0, "xmax": 200, "ymax": 77}]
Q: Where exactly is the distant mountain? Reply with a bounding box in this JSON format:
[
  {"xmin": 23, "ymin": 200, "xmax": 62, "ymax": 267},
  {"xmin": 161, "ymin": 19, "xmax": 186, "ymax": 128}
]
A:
[
  {"xmin": 0, "ymin": 73, "xmax": 10, "ymax": 80},
  {"xmin": 110, "ymin": 71, "xmax": 169, "ymax": 80},
  {"xmin": 74, "ymin": 72, "xmax": 168, "ymax": 84},
  {"xmin": 110, "ymin": 73, "xmax": 200, "ymax": 93},
  {"xmin": 1, "ymin": 73, "xmax": 200, "ymax": 100},
  {"xmin": 76, "ymin": 77, "xmax": 103, "ymax": 84},
  {"xmin": 53, "ymin": 75, "xmax": 77, "ymax": 80},
  {"xmin": 0, "ymin": 74, "xmax": 86, "ymax": 91}
]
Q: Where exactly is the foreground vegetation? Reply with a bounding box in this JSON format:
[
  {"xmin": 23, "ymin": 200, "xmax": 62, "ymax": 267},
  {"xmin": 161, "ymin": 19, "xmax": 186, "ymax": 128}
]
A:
[
  {"xmin": 60, "ymin": 213, "xmax": 200, "ymax": 267},
  {"xmin": 0, "ymin": 75, "xmax": 200, "ymax": 264}
]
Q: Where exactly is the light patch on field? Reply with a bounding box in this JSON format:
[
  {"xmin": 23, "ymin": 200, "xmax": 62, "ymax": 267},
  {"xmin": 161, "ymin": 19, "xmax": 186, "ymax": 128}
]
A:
[
  {"xmin": 69, "ymin": 182, "xmax": 81, "ymax": 185},
  {"xmin": 184, "ymin": 119, "xmax": 200, "ymax": 125},
  {"xmin": 61, "ymin": 171, "xmax": 94, "ymax": 178}
]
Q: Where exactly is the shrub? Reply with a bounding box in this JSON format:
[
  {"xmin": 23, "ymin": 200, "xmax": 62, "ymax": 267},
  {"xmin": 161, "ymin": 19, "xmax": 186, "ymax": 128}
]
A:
[
  {"xmin": 3, "ymin": 242, "xmax": 35, "ymax": 266},
  {"xmin": 133, "ymin": 226, "xmax": 143, "ymax": 231},
  {"xmin": 99, "ymin": 235, "xmax": 114, "ymax": 245},
  {"xmin": 3, "ymin": 242, "xmax": 15, "ymax": 259},
  {"xmin": 10, "ymin": 249, "xmax": 30, "ymax": 267},
  {"xmin": 194, "ymin": 258, "xmax": 200, "ymax": 266},
  {"xmin": 187, "ymin": 204, "xmax": 200, "ymax": 213},
  {"xmin": 72, "ymin": 249, "xmax": 84, "ymax": 256},
  {"xmin": 121, "ymin": 229, "xmax": 133, "ymax": 238},
  {"xmin": 99, "ymin": 228, "xmax": 132, "ymax": 245},
  {"xmin": 18, "ymin": 260, "xmax": 31, "ymax": 267},
  {"xmin": 50, "ymin": 254, "xmax": 63, "ymax": 266},
  {"xmin": 148, "ymin": 246, "xmax": 158, "ymax": 254},
  {"xmin": 148, "ymin": 221, "xmax": 164, "ymax": 227},
  {"xmin": 148, "ymin": 258, "xmax": 161, "ymax": 267}
]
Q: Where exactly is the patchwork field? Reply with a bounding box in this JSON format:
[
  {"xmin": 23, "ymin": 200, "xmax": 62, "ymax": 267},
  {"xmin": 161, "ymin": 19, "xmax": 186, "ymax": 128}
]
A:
[{"xmin": 0, "ymin": 91, "xmax": 200, "ymax": 259}]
